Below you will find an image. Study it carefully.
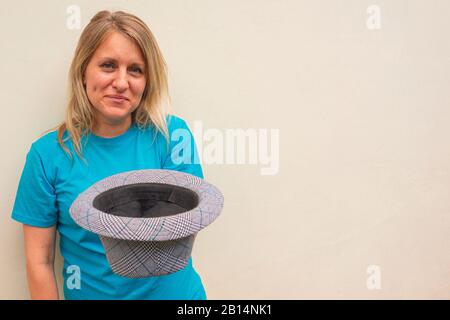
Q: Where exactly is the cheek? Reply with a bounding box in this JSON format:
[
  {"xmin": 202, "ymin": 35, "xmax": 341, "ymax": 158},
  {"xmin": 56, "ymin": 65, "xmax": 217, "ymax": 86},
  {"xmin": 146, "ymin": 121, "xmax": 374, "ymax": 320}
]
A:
[
  {"xmin": 86, "ymin": 72, "xmax": 111, "ymax": 93},
  {"xmin": 132, "ymin": 80, "xmax": 147, "ymax": 98}
]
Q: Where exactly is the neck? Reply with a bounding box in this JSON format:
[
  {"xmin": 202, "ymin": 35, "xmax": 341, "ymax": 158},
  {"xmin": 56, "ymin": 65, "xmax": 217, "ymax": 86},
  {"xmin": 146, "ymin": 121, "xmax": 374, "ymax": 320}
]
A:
[{"xmin": 92, "ymin": 117, "xmax": 132, "ymax": 138}]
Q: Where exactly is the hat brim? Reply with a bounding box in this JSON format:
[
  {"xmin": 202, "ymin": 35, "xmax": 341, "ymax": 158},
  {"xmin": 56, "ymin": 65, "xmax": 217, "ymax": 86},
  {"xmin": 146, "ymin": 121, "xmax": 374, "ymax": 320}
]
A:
[{"xmin": 69, "ymin": 169, "xmax": 224, "ymax": 242}]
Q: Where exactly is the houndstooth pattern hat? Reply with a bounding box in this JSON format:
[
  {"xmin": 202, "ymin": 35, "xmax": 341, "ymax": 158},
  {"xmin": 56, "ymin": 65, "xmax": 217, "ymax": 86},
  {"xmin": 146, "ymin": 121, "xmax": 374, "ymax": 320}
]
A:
[{"xmin": 69, "ymin": 169, "xmax": 224, "ymax": 278}]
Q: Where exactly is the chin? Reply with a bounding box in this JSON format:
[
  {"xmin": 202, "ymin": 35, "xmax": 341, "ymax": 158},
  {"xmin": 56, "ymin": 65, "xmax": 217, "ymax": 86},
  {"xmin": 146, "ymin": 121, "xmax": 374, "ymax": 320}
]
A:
[
  {"xmin": 94, "ymin": 102, "xmax": 134, "ymax": 121},
  {"xmin": 104, "ymin": 103, "xmax": 131, "ymax": 113},
  {"xmin": 101, "ymin": 110, "xmax": 132, "ymax": 122}
]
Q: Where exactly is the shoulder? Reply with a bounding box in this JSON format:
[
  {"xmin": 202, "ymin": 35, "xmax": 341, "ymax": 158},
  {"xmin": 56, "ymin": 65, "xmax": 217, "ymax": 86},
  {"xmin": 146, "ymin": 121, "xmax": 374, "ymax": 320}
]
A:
[
  {"xmin": 18, "ymin": 130, "xmax": 64, "ymax": 184},
  {"xmin": 141, "ymin": 114, "xmax": 189, "ymax": 140},
  {"xmin": 29, "ymin": 129, "xmax": 70, "ymax": 166},
  {"xmin": 31, "ymin": 130, "xmax": 61, "ymax": 155},
  {"xmin": 166, "ymin": 114, "xmax": 189, "ymax": 131},
  {"xmin": 155, "ymin": 114, "xmax": 196, "ymax": 152}
]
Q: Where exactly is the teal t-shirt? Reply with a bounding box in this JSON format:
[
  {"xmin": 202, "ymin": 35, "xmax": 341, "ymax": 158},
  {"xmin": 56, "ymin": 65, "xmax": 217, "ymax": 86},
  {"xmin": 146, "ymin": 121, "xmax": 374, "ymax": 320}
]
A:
[{"xmin": 11, "ymin": 115, "xmax": 207, "ymax": 300}]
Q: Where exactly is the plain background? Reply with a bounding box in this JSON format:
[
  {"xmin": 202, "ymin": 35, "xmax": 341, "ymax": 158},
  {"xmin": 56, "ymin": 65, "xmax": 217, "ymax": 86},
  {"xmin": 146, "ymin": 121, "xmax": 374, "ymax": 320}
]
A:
[{"xmin": 1, "ymin": 0, "xmax": 449, "ymax": 299}]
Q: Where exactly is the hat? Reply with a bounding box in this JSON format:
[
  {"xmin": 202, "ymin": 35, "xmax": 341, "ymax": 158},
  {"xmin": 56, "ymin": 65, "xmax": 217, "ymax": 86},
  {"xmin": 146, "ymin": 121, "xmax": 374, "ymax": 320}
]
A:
[{"xmin": 69, "ymin": 169, "xmax": 224, "ymax": 278}]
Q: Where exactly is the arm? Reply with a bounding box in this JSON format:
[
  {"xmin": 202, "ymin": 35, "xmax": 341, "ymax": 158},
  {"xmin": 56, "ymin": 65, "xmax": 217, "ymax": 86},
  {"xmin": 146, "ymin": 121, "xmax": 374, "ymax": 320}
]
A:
[{"xmin": 23, "ymin": 224, "xmax": 59, "ymax": 300}]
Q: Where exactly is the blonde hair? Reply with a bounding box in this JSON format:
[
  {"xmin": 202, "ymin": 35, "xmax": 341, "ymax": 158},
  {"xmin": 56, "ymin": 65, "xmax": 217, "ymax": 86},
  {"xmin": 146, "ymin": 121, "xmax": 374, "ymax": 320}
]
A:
[{"xmin": 48, "ymin": 10, "xmax": 171, "ymax": 162}]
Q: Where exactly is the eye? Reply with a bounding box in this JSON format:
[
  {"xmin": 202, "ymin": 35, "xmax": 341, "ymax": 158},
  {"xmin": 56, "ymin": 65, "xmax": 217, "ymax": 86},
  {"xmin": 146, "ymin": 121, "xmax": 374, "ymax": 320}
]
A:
[
  {"xmin": 130, "ymin": 66, "xmax": 143, "ymax": 74},
  {"xmin": 100, "ymin": 62, "xmax": 115, "ymax": 70}
]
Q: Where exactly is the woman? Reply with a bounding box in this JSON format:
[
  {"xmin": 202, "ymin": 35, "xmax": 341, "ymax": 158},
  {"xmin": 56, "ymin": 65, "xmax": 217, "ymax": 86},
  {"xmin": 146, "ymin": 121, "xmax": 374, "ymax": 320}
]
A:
[{"xmin": 11, "ymin": 10, "xmax": 206, "ymax": 300}]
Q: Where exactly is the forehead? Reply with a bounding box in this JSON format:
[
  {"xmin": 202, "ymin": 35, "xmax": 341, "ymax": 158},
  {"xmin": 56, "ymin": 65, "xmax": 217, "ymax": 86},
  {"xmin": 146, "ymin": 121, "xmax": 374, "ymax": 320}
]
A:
[{"xmin": 93, "ymin": 31, "xmax": 145, "ymax": 64}]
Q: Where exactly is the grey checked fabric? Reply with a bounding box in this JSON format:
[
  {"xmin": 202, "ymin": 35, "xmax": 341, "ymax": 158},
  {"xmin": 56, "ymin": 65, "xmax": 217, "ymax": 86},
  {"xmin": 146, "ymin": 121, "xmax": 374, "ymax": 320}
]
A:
[{"xmin": 69, "ymin": 169, "xmax": 224, "ymax": 278}]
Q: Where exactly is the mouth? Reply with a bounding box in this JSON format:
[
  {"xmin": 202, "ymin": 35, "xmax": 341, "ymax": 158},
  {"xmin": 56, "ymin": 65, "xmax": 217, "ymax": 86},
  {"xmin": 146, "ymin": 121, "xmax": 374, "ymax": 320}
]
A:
[{"xmin": 105, "ymin": 95, "xmax": 129, "ymax": 103}]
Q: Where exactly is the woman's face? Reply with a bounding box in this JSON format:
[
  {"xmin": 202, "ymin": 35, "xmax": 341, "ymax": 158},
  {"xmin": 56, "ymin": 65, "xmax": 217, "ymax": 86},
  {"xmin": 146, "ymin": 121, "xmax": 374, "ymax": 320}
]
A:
[{"xmin": 83, "ymin": 31, "xmax": 146, "ymax": 128}]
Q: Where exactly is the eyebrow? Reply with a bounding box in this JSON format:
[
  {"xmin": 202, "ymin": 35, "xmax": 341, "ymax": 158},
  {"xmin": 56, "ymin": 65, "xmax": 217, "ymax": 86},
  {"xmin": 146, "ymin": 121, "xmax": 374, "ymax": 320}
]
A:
[{"xmin": 98, "ymin": 57, "xmax": 145, "ymax": 68}]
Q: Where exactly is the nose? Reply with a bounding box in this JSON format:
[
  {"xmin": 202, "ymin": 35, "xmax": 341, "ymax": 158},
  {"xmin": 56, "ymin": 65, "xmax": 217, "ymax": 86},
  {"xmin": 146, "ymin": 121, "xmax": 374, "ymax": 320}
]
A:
[{"xmin": 112, "ymin": 68, "xmax": 129, "ymax": 92}]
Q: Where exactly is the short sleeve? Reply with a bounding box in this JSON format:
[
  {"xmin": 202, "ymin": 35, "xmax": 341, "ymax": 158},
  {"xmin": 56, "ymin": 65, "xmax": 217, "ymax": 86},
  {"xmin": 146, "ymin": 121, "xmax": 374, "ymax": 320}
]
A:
[
  {"xmin": 162, "ymin": 116, "xmax": 204, "ymax": 179},
  {"xmin": 11, "ymin": 143, "xmax": 58, "ymax": 227}
]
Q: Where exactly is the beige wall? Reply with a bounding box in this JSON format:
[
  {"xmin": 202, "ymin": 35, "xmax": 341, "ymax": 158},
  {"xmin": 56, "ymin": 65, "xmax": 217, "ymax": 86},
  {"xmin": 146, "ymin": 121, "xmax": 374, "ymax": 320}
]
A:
[{"xmin": 1, "ymin": 0, "xmax": 449, "ymax": 299}]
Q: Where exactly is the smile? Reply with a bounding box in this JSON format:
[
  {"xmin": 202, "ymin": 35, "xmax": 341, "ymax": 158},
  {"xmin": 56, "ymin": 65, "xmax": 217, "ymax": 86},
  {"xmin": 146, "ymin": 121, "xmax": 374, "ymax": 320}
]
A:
[{"xmin": 105, "ymin": 96, "xmax": 128, "ymax": 103}]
